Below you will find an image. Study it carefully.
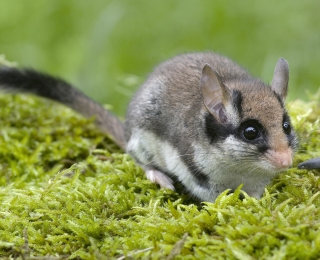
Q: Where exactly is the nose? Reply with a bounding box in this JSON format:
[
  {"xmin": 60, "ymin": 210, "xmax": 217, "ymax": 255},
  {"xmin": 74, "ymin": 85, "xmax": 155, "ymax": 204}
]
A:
[
  {"xmin": 266, "ymin": 149, "xmax": 293, "ymax": 169},
  {"xmin": 277, "ymin": 151, "xmax": 292, "ymax": 168}
]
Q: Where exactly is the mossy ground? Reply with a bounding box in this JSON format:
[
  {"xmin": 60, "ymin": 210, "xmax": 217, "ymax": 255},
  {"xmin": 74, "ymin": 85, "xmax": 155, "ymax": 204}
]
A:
[{"xmin": 0, "ymin": 91, "xmax": 319, "ymax": 259}]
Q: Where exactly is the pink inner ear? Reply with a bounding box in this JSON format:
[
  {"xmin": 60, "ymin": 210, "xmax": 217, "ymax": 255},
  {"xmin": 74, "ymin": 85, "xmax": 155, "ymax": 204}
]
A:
[
  {"xmin": 219, "ymin": 107, "xmax": 228, "ymax": 124},
  {"xmin": 211, "ymin": 103, "xmax": 228, "ymax": 124}
]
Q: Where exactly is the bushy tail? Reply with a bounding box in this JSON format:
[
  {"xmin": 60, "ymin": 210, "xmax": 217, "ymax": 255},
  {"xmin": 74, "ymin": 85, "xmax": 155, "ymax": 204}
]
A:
[{"xmin": 0, "ymin": 67, "xmax": 126, "ymax": 149}]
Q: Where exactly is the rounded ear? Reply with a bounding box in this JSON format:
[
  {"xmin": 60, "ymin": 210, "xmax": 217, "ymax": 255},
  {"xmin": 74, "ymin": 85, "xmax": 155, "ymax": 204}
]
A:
[
  {"xmin": 200, "ymin": 64, "xmax": 231, "ymax": 123},
  {"xmin": 271, "ymin": 58, "xmax": 289, "ymax": 101}
]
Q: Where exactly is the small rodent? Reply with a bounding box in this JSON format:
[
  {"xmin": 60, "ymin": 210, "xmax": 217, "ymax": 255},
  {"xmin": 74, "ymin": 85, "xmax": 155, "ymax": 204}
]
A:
[{"xmin": 0, "ymin": 52, "xmax": 298, "ymax": 201}]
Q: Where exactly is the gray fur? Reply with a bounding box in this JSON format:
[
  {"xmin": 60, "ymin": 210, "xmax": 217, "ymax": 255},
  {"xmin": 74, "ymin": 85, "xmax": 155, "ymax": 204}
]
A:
[
  {"xmin": 0, "ymin": 52, "xmax": 297, "ymax": 202},
  {"xmin": 125, "ymin": 52, "xmax": 297, "ymax": 201},
  {"xmin": 271, "ymin": 58, "xmax": 289, "ymax": 100}
]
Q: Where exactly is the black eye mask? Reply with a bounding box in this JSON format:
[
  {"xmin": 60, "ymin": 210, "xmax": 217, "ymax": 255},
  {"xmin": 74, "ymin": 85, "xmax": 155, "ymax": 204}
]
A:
[{"xmin": 298, "ymin": 157, "xmax": 320, "ymax": 169}]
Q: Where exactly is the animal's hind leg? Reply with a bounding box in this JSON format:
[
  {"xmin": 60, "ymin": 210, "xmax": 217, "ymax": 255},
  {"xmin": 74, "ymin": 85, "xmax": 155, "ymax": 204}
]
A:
[{"xmin": 144, "ymin": 166, "xmax": 175, "ymax": 190}]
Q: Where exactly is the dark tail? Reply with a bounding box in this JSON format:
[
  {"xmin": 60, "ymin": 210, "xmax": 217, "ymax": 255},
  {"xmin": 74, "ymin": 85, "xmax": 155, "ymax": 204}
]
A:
[{"xmin": 0, "ymin": 67, "xmax": 126, "ymax": 149}]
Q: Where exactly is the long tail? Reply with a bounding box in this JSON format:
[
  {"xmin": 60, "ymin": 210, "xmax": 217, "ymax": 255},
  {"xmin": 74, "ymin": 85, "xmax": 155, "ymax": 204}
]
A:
[{"xmin": 0, "ymin": 67, "xmax": 126, "ymax": 149}]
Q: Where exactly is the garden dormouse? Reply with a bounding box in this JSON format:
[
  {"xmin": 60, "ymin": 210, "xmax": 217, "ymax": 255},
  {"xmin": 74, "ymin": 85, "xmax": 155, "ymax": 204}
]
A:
[{"xmin": 0, "ymin": 52, "xmax": 298, "ymax": 201}]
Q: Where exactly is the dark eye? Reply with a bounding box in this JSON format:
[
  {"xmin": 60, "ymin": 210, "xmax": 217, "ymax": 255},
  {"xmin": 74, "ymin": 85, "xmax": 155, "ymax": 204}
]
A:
[
  {"xmin": 243, "ymin": 126, "xmax": 259, "ymax": 140},
  {"xmin": 283, "ymin": 121, "xmax": 291, "ymax": 135}
]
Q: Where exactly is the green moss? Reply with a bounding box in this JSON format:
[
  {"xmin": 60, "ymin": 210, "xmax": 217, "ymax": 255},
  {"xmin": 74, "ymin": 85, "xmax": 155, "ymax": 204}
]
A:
[{"xmin": 0, "ymin": 89, "xmax": 320, "ymax": 259}]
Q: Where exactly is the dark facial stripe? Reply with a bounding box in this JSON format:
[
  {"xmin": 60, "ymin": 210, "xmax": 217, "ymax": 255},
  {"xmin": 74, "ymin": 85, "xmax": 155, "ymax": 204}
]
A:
[
  {"xmin": 257, "ymin": 145, "xmax": 269, "ymax": 153},
  {"xmin": 205, "ymin": 113, "xmax": 234, "ymax": 143},
  {"xmin": 232, "ymin": 90, "xmax": 243, "ymax": 119},
  {"xmin": 283, "ymin": 113, "xmax": 298, "ymax": 149},
  {"xmin": 236, "ymin": 119, "xmax": 271, "ymax": 154}
]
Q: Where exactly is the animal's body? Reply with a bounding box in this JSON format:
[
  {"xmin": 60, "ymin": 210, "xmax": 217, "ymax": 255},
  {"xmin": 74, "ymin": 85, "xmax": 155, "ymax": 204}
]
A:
[{"xmin": 0, "ymin": 52, "xmax": 297, "ymax": 201}]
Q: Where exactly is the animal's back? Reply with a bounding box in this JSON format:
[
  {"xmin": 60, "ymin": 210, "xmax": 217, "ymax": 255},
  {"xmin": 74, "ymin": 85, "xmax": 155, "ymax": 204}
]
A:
[{"xmin": 125, "ymin": 52, "xmax": 251, "ymax": 140}]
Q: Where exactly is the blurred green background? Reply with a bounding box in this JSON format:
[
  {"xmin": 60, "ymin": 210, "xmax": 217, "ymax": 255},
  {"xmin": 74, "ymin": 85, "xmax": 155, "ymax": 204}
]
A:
[{"xmin": 0, "ymin": 0, "xmax": 319, "ymax": 116}]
